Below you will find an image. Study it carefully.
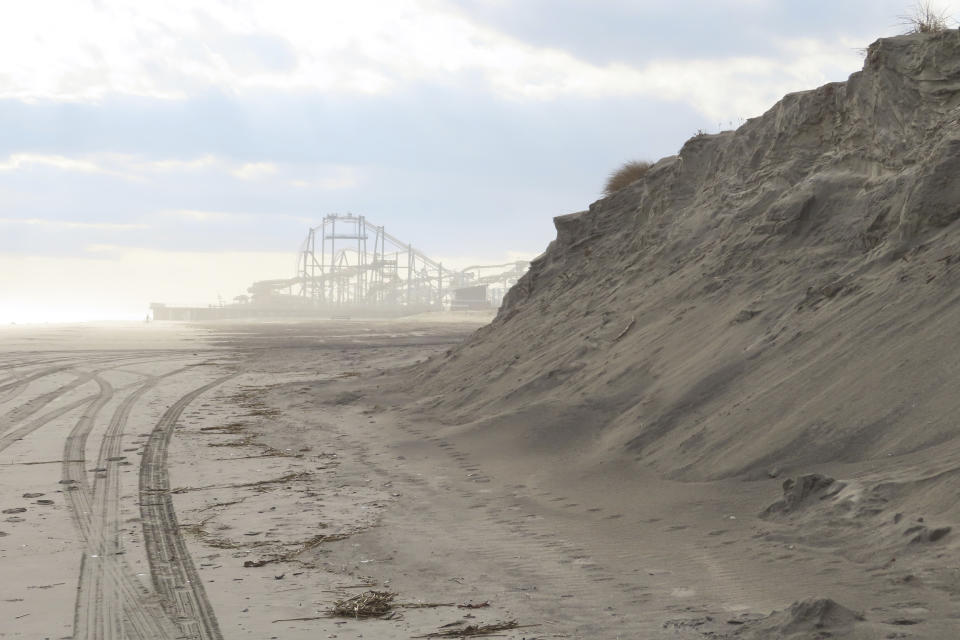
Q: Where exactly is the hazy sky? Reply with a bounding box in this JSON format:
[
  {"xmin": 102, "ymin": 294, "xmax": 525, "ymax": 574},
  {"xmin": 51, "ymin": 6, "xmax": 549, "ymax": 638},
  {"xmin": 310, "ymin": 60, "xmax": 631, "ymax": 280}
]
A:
[{"xmin": 2, "ymin": 0, "xmax": 956, "ymax": 322}]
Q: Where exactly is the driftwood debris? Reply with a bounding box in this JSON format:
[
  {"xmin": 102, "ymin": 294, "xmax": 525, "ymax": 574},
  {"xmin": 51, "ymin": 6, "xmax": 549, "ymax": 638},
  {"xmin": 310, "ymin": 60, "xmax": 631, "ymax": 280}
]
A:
[
  {"xmin": 330, "ymin": 590, "xmax": 397, "ymax": 618},
  {"xmin": 242, "ymin": 533, "xmax": 349, "ymax": 567},
  {"xmin": 613, "ymin": 316, "xmax": 636, "ymax": 342},
  {"xmin": 414, "ymin": 619, "xmax": 531, "ymax": 637}
]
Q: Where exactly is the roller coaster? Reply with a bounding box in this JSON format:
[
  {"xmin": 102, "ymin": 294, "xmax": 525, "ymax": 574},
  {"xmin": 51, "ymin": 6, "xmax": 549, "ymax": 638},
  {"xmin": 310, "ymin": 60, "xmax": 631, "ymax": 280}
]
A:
[{"xmin": 246, "ymin": 214, "xmax": 528, "ymax": 314}]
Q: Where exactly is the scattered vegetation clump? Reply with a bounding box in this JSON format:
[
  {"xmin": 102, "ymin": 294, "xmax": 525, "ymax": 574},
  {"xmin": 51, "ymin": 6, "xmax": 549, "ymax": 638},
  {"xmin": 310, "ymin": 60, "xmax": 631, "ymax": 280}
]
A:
[
  {"xmin": 242, "ymin": 532, "xmax": 349, "ymax": 567},
  {"xmin": 331, "ymin": 590, "xmax": 397, "ymax": 618},
  {"xmin": 603, "ymin": 160, "xmax": 652, "ymax": 197},
  {"xmin": 900, "ymin": 1, "xmax": 953, "ymax": 33},
  {"xmin": 414, "ymin": 620, "xmax": 523, "ymax": 637}
]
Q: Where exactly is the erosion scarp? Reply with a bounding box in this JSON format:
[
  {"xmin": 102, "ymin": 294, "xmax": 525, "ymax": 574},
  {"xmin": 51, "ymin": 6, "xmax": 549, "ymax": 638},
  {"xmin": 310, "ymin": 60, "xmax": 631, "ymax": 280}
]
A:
[
  {"xmin": 414, "ymin": 31, "xmax": 960, "ymax": 483},
  {"xmin": 402, "ymin": 34, "xmax": 960, "ymax": 600}
]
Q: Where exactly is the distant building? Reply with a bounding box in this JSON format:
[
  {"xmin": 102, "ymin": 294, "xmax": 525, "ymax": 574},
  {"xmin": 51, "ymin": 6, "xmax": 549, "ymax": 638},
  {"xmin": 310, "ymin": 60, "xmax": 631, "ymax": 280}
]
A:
[{"xmin": 451, "ymin": 285, "xmax": 491, "ymax": 310}]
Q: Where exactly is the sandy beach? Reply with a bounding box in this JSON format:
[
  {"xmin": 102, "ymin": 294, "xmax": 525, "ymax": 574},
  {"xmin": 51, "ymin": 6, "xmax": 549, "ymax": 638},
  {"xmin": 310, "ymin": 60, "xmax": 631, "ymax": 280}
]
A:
[{"xmin": 0, "ymin": 319, "xmax": 955, "ymax": 639}]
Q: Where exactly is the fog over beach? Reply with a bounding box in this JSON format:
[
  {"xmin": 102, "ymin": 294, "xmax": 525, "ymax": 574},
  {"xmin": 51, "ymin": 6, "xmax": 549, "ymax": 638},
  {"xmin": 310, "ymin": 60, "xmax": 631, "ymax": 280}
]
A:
[{"xmin": 1, "ymin": 1, "xmax": 936, "ymax": 323}]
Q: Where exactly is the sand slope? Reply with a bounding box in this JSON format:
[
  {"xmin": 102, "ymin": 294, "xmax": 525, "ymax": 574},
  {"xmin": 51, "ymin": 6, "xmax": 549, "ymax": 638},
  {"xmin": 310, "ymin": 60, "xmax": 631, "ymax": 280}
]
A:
[
  {"xmin": 419, "ymin": 30, "xmax": 960, "ymax": 477},
  {"xmin": 7, "ymin": 318, "xmax": 960, "ymax": 638},
  {"xmin": 401, "ymin": 30, "xmax": 960, "ymax": 634}
]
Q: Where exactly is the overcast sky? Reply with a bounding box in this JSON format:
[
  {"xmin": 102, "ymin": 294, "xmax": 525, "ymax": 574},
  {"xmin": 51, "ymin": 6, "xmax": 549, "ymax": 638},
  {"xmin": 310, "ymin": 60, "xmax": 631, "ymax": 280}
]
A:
[{"xmin": 2, "ymin": 0, "xmax": 957, "ymax": 322}]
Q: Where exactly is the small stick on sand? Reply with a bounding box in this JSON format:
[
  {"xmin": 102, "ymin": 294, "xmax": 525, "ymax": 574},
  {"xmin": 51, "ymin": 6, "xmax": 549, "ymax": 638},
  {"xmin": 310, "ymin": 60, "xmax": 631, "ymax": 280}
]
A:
[
  {"xmin": 412, "ymin": 620, "xmax": 537, "ymax": 638},
  {"xmin": 271, "ymin": 615, "xmax": 328, "ymax": 623},
  {"xmin": 0, "ymin": 459, "xmax": 84, "ymax": 466},
  {"xmin": 613, "ymin": 316, "xmax": 636, "ymax": 342}
]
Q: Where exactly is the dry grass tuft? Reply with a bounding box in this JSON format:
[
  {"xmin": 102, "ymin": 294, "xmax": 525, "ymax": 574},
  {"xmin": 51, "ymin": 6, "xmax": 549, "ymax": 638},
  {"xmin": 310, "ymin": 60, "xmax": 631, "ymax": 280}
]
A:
[
  {"xmin": 331, "ymin": 590, "xmax": 396, "ymax": 618},
  {"xmin": 603, "ymin": 160, "xmax": 652, "ymax": 197},
  {"xmin": 900, "ymin": 1, "xmax": 953, "ymax": 33}
]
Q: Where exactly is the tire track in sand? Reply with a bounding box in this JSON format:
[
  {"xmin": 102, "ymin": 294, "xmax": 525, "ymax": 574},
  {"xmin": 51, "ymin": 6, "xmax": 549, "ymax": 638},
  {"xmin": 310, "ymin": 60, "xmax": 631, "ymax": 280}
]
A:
[
  {"xmin": 0, "ymin": 354, "xmax": 187, "ymax": 410},
  {"xmin": 0, "ymin": 356, "xmax": 119, "ymax": 395},
  {"xmin": 139, "ymin": 374, "xmax": 236, "ymax": 640},
  {"xmin": 0, "ymin": 355, "xmax": 195, "ymax": 435},
  {"xmin": 0, "ymin": 366, "xmax": 92, "ymax": 427},
  {"xmin": 0, "ymin": 394, "xmax": 97, "ymax": 454},
  {"xmin": 61, "ymin": 376, "xmax": 122, "ymax": 640},
  {"xmin": 0, "ymin": 357, "xmax": 185, "ymax": 454},
  {"xmin": 0, "ymin": 355, "xmax": 73, "ymax": 374},
  {"xmin": 0, "ymin": 374, "xmax": 29, "ymax": 404},
  {"xmin": 73, "ymin": 368, "xmax": 195, "ymax": 640}
]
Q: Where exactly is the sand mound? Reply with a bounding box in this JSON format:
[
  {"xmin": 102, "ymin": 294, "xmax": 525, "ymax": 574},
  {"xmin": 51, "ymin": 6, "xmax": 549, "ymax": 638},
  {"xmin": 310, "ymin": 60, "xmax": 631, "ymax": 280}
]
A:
[
  {"xmin": 411, "ymin": 31, "xmax": 960, "ymax": 488},
  {"xmin": 762, "ymin": 474, "xmax": 844, "ymax": 517},
  {"xmin": 737, "ymin": 598, "xmax": 864, "ymax": 639}
]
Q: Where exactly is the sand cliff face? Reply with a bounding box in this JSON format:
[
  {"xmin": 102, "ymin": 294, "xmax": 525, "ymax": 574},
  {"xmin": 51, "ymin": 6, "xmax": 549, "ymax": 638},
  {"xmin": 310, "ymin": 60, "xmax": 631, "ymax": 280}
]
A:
[{"xmin": 416, "ymin": 32, "xmax": 960, "ymax": 485}]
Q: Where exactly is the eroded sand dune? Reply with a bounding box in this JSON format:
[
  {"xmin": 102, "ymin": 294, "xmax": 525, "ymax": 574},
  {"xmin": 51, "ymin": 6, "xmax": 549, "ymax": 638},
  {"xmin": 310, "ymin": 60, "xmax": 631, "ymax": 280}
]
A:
[{"xmin": 400, "ymin": 30, "xmax": 960, "ymax": 636}]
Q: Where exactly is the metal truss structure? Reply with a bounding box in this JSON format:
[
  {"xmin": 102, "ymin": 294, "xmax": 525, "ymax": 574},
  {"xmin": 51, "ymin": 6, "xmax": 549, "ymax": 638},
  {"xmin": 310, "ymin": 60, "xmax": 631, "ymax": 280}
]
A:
[
  {"xmin": 297, "ymin": 214, "xmax": 446, "ymax": 309},
  {"xmin": 244, "ymin": 214, "xmax": 529, "ymax": 314},
  {"xmin": 458, "ymin": 261, "xmax": 530, "ymax": 305}
]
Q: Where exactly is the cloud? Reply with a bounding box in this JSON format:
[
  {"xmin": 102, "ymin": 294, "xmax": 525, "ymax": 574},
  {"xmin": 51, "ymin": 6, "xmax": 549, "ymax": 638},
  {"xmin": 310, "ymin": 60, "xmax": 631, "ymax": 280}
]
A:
[
  {"xmin": 231, "ymin": 161, "xmax": 278, "ymax": 180},
  {"xmin": 0, "ymin": 85, "xmax": 699, "ymax": 259},
  {"xmin": 0, "ymin": 217, "xmax": 148, "ymax": 230},
  {"xmin": 0, "ymin": 0, "xmax": 880, "ymax": 119},
  {"xmin": 0, "ymin": 151, "xmax": 191, "ymax": 180},
  {"xmin": 0, "ymin": 153, "xmax": 121, "ymax": 176},
  {"xmin": 0, "ymin": 151, "xmax": 261, "ymax": 181},
  {"xmin": 0, "ymin": 150, "xmax": 360, "ymax": 193},
  {"xmin": 160, "ymin": 209, "xmax": 236, "ymax": 222},
  {"xmin": 289, "ymin": 166, "xmax": 360, "ymax": 190},
  {"xmin": 157, "ymin": 209, "xmax": 313, "ymax": 225},
  {"xmin": 144, "ymin": 155, "xmax": 218, "ymax": 172},
  {"xmin": 637, "ymin": 37, "xmax": 863, "ymax": 120}
]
